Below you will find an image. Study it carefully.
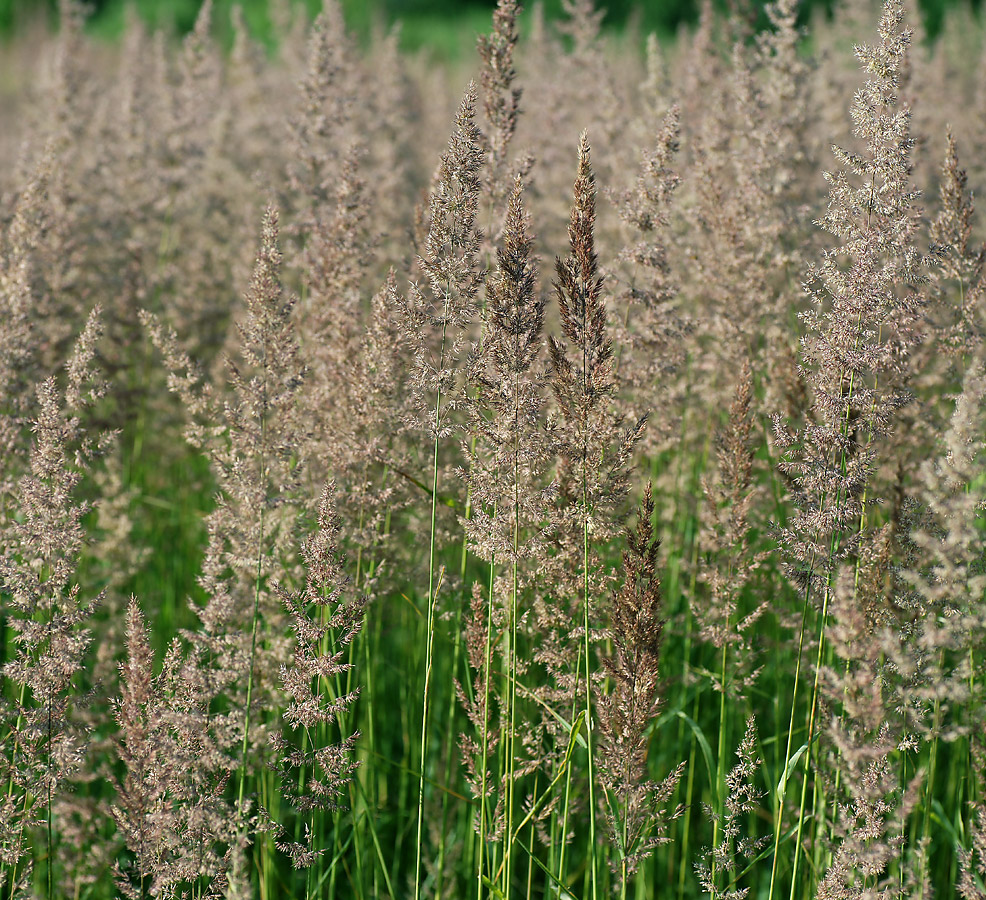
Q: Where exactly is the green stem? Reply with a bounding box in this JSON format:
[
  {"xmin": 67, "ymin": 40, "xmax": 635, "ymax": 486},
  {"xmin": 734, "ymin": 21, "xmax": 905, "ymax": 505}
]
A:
[
  {"xmin": 237, "ymin": 311, "xmax": 270, "ymax": 827},
  {"xmin": 556, "ymin": 643, "xmax": 583, "ymax": 886},
  {"xmin": 476, "ymin": 553, "xmax": 496, "ymax": 900},
  {"xmin": 413, "ymin": 316, "xmax": 450, "ymax": 900},
  {"xmin": 711, "ymin": 641, "xmax": 729, "ymax": 894}
]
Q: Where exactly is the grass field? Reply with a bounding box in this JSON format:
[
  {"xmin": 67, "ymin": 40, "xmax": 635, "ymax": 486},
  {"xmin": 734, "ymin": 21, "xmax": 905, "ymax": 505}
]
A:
[{"xmin": 2, "ymin": 0, "xmax": 986, "ymax": 898}]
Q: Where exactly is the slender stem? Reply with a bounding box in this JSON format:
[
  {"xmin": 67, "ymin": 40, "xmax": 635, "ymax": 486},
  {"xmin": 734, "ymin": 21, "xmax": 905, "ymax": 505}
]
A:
[
  {"xmin": 711, "ymin": 641, "xmax": 729, "ymax": 892},
  {"xmin": 526, "ymin": 772, "xmax": 539, "ymax": 900},
  {"xmin": 237, "ymin": 345, "xmax": 268, "ymax": 823},
  {"xmin": 414, "ymin": 316, "xmax": 450, "ymax": 900},
  {"xmin": 582, "ymin": 507, "xmax": 598, "ymax": 899},
  {"xmin": 617, "ymin": 642, "xmax": 640, "ymax": 900},
  {"xmin": 556, "ymin": 643, "xmax": 583, "ymax": 885},
  {"xmin": 238, "ymin": 544, "xmax": 265, "ymax": 804},
  {"xmin": 436, "ymin": 600, "xmax": 464, "ymax": 900},
  {"xmin": 766, "ymin": 553, "xmax": 815, "ymax": 900},
  {"xmin": 503, "ymin": 365, "xmax": 523, "ymax": 895},
  {"xmin": 676, "ymin": 691, "xmax": 700, "ymax": 897},
  {"xmin": 580, "ymin": 243, "xmax": 599, "ymax": 900},
  {"xmin": 47, "ymin": 697, "xmax": 52, "ymax": 900},
  {"xmin": 788, "ymin": 579, "xmax": 832, "ymax": 900},
  {"xmin": 476, "ymin": 553, "xmax": 496, "ymax": 900},
  {"xmin": 916, "ymin": 653, "xmax": 944, "ymax": 900}
]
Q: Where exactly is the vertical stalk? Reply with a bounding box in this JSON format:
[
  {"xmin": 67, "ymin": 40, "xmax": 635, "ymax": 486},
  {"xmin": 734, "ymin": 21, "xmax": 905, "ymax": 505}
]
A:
[
  {"xmin": 414, "ymin": 317, "xmax": 449, "ymax": 900},
  {"xmin": 237, "ymin": 327, "xmax": 268, "ymax": 830},
  {"xmin": 579, "ymin": 216, "xmax": 599, "ymax": 900},
  {"xmin": 556, "ymin": 643, "xmax": 583, "ymax": 886},
  {"xmin": 502, "ymin": 361, "xmax": 523, "ymax": 895},
  {"xmin": 766, "ymin": 572, "xmax": 813, "ymax": 900},
  {"xmin": 710, "ymin": 641, "xmax": 729, "ymax": 892},
  {"xmin": 476, "ymin": 553, "xmax": 496, "ymax": 900}
]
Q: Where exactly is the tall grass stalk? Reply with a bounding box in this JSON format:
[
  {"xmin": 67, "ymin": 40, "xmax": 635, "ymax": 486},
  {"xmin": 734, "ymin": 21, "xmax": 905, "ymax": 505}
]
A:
[
  {"xmin": 410, "ymin": 84, "xmax": 484, "ymax": 900},
  {"xmin": 2, "ymin": 1, "xmax": 982, "ymax": 897}
]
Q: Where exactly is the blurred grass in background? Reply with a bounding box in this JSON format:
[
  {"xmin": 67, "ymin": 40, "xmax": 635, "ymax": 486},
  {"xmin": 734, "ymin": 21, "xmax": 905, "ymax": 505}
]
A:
[{"xmin": 0, "ymin": 0, "xmax": 982, "ymax": 53}]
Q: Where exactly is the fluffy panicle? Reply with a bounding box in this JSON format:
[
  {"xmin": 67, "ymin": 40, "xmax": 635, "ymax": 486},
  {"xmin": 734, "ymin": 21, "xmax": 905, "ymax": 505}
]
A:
[
  {"xmin": 148, "ymin": 203, "xmax": 304, "ymax": 614},
  {"xmin": 396, "ymin": 83, "xmax": 485, "ymax": 445},
  {"xmin": 267, "ymin": 485, "xmax": 363, "ymax": 870},
  {"xmin": 352, "ymin": 24, "xmax": 415, "ymax": 249},
  {"xmin": 774, "ymin": 0, "xmax": 930, "ymax": 594},
  {"xmin": 541, "ymin": 132, "xmax": 645, "ymax": 897},
  {"xmin": 515, "ymin": 0, "xmax": 629, "ymax": 246},
  {"xmin": 536, "ymin": 135, "xmax": 635, "ymax": 727},
  {"xmin": 420, "ymin": 87, "xmax": 486, "ymax": 327},
  {"xmin": 549, "ymin": 132, "xmax": 644, "ymax": 527},
  {"xmin": 641, "ymin": 33, "xmax": 670, "ymax": 120},
  {"xmin": 144, "ymin": 207, "xmax": 305, "ymax": 886},
  {"xmin": 199, "ymin": 204, "xmax": 305, "ymax": 637},
  {"xmin": 814, "ymin": 733, "xmax": 915, "ymax": 900},
  {"xmin": 396, "ymin": 90, "xmax": 487, "ymax": 891},
  {"xmin": 177, "ymin": 0, "xmax": 220, "ymax": 138},
  {"xmin": 695, "ymin": 365, "xmax": 768, "ymax": 699},
  {"xmin": 289, "ymin": 6, "xmax": 372, "ymax": 499},
  {"xmin": 297, "ymin": 142, "xmax": 376, "ymax": 497},
  {"xmin": 766, "ymin": 7, "xmax": 935, "ymax": 899},
  {"xmin": 611, "ymin": 104, "xmax": 689, "ymax": 451},
  {"xmin": 756, "ymin": 0, "xmax": 817, "ymax": 201},
  {"xmin": 696, "ymin": 717, "xmax": 767, "ymax": 900},
  {"xmin": 899, "ymin": 357, "xmax": 986, "ymax": 739},
  {"xmin": 47, "ymin": 1, "xmax": 90, "ymax": 142},
  {"xmin": 615, "ymin": 106, "xmax": 681, "ymax": 245},
  {"xmin": 926, "ymin": 130, "xmax": 985, "ymax": 357},
  {"xmin": 111, "ymin": 537, "xmax": 239, "ymax": 890},
  {"xmin": 346, "ymin": 270, "xmax": 413, "ymax": 533},
  {"xmin": 598, "ymin": 485, "xmax": 684, "ymax": 883},
  {"xmin": 756, "ymin": 0, "xmax": 819, "ymax": 420},
  {"xmin": 535, "ymin": 135, "xmax": 646, "ymax": 734},
  {"xmin": 154, "ymin": 645, "xmax": 238, "ymax": 892},
  {"xmin": 931, "ymin": 129, "xmax": 977, "ymax": 280},
  {"xmin": 823, "ymin": 567, "xmax": 900, "ymax": 756},
  {"xmin": 111, "ymin": 599, "xmax": 179, "ymax": 898},
  {"xmin": 305, "ymin": 267, "xmax": 410, "ymax": 606},
  {"xmin": 464, "ymin": 176, "xmax": 550, "ymax": 566},
  {"xmin": 458, "ymin": 176, "xmax": 551, "ymax": 887},
  {"xmin": 0, "ymin": 153, "xmax": 52, "ymax": 496},
  {"xmin": 558, "ymin": 0, "xmax": 605, "ymax": 54},
  {"xmin": 681, "ymin": 32, "xmax": 791, "ymax": 391},
  {"xmin": 302, "ymin": 144, "xmax": 370, "ymax": 332},
  {"xmin": 478, "ymin": 0, "xmax": 525, "ymax": 211},
  {"xmin": 0, "ymin": 308, "xmax": 105, "ymax": 890},
  {"xmin": 287, "ymin": 2, "xmax": 355, "ymax": 206}
]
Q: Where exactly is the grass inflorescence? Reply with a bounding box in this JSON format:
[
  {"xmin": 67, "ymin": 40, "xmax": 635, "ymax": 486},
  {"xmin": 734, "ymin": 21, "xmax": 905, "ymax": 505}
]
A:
[{"xmin": 2, "ymin": 0, "xmax": 986, "ymax": 898}]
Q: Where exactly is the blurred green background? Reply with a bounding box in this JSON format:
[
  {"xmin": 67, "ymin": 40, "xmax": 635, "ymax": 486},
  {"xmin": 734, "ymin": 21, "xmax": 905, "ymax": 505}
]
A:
[{"xmin": 0, "ymin": 0, "xmax": 980, "ymax": 54}]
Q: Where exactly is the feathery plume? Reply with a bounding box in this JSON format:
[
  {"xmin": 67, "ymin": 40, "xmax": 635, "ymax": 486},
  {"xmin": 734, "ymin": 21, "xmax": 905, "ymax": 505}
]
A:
[
  {"xmin": 0, "ymin": 308, "xmax": 105, "ymax": 895},
  {"xmin": 544, "ymin": 131, "xmax": 643, "ymax": 898},
  {"xmin": 111, "ymin": 599, "xmax": 179, "ymax": 899},
  {"xmin": 144, "ymin": 205, "xmax": 305, "ymax": 888},
  {"xmin": 267, "ymin": 485, "xmax": 363, "ymax": 872},
  {"xmin": 611, "ymin": 104, "xmax": 688, "ymax": 452},
  {"xmin": 695, "ymin": 364, "xmax": 768, "ymax": 699},
  {"xmin": 697, "ymin": 717, "xmax": 767, "ymax": 900},
  {"xmin": 769, "ymin": 4, "xmax": 932, "ymax": 897},
  {"xmin": 478, "ymin": 0, "xmax": 526, "ymax": 215},
  {"xmin": 598, "ymin": 485, "xmax": 684, "ymax": 888},
  {"xmin": 459, "ymin": 175, "xmax": 549, "ymax": 889},
  {"xmin": 773, "ymin": 0, "xmax": 929, "ymax": 599}
]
